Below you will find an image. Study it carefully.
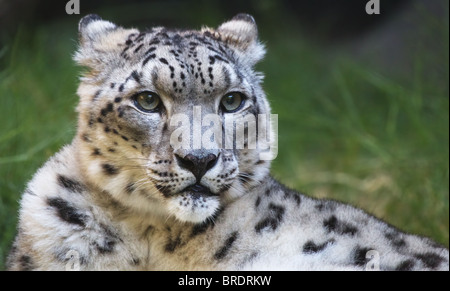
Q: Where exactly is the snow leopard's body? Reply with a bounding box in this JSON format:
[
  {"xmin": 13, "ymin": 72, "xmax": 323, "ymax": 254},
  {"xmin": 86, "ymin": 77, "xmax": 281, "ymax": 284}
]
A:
[{"xmin": 7, "ymin": 14, "xmax": 449, "ymax": 271}]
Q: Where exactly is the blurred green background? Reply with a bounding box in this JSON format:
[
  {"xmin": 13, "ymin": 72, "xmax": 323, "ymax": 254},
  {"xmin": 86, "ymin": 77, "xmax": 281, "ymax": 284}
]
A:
[{"xmin": 0, "ymin": 0, "xmax": 448, "ymax": 270}]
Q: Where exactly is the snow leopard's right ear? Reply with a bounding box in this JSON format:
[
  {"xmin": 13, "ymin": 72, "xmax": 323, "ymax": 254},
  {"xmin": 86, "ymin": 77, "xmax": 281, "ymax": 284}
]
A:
[{"xmin": 75, "ymin": 14, "xmax": 139, "ymax": 73}]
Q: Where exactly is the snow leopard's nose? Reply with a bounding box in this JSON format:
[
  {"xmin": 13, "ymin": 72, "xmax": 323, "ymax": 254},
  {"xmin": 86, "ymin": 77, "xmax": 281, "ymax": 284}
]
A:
[{"xmin": 175, "ymin": 153, "xmax": 219, "ymax": 182}]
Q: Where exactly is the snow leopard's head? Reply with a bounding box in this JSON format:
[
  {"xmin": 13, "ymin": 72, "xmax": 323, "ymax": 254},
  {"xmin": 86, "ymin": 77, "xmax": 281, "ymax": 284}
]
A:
[{"xmin": 75, "ymin": 14, "xmax": 276, "ymax": 223}]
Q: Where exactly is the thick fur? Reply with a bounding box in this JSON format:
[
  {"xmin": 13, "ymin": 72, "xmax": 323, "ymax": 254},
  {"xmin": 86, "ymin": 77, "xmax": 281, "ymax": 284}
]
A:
[{"xmin": 7, "ymin": 14, "xmax": 449, "ymax": 271}]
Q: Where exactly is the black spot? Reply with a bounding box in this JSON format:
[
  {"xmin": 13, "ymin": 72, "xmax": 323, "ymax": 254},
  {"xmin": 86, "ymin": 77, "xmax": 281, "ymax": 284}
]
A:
[
  {"xmin": 396, "ymin": 260, "xmax": 416, "ymax": 271},
  {"xmin": 97, "ymin": 117, "xmax": 103, "ymax": 123},
  {"xmin": 303, "ymin": 239, "xmax": 335, "ymax": 254},
  {"xmin": 102, "ymin": 163, "xmax": 119, "ymax": 176},
  {"xmin": 415, "ymin": 252, "xmax": 445, "ymax": 269},
  {"xmin": 353, "ymin": 246, "xmax": 374, "ymax": 267},
  {"xmin": 119, "ymin": 84, "xmax": 125, "ymax": 92},
  {"xmin": 88, "ymin": 116, "xmax": 95, "ymax": 127},
  {"xmin": 214, "ymin": 55, "xmax": 229, "ymax": 64},
  {"xmin": 145, "ymin": 47, "xmax": 156, "ymax": 55},
  {"xmin": 101, "ymin": 103, "xmax": 113, "ymax": 116},
  {"xmin": 135, "ymin": 32, "xmax": 146, "ymax": 42},
  {"xmin": 106, "ymin": 102, "xmax": 114, "ymax": 112},
  {"xmin": 342, "ymin": 225, "xmax": 358, "ymax": 236},
  {"xmin": 385, "ymin": 232, "xmax": 407, "ymax": 249},
  {"xmin": 143, "ymin": 54, "xmax": 156, "ymax": 66},
  {"xmin": 47, "ymin": 197, "xmax": 87, "ymax": 227},
  {"xmin": 222, "ymin": 67, "xmax": 231, "ymax": 88},
  {"xmin": 93, "ymin": 90, "xmax": 102, "ymax": 101},
  {"xmin": 207, "ymin": 55, "xmax": 215, "ymax": 65},
  {"xmin": 19, "ymin": 255, "xmax": 34, "ymax": 271},
  {"xmin": 323, "ymin": 215, "xmax": 358, "ymax": 236},
  {"xmin": 133, "ymin": 44, "xmax": 143, "ymax": 53},
  {"xmin": 165, "ymin": 234, "xmax": 182, "ymax": 253},
  {"xmin": 284, "ymin": 191, "xmax": 301, "ymax": 206},
  {"xmin": 315, "ymin": 203, "xmax": 325, "ymax": 211},
  {"xmin": 214, "ymin": 231, "xmax": 238, "ymax": 260},
  {"xmin": 315, "ymin": 200, "xmax": 337, "ymax": 212},
  {"xmin": 121, "ymin": 135, "xmax": 129, "ymax": 141},
  {"xmin": 110, "ymin": 83, "xmax": 116, "ymax": 89},
  {"xmin": 159, "ymin": 58, "xmax": 169, "ymax": 65},
  {"xmin": 96, "ymin": 238, "xmax": 116, "ymax": 254},
  {"xmin": 114, "ymin": 97, "xmax": 122, "ymax": 103},
  {"xmin": 130, "ymin": 70, "xmax": 141, "ymax": 84},
  {"xmin": 148, "ymin": 39, "xmax": 160, "ymax": 46},
  {"xmin": 293, "ymin": 194, "xmax": 301, "ymax": 206},
  {"xmin": 255, "ymin": 196, "xmax": 261, "ymax": 208},
  {"xmin": 117, "ymin": 107, "xmax": 125, "ymax": 118},
  {"xmin": 255, "ymin": 203, "xmax": 285, "ymax": 233},
  {"xmin": 57, "ymin": 174, "xmax": 84, "ymax": 193},
  {"xmin": 96, "ymin": 224, "xmax": 120, "ymax": 254},
  {"xmin": 180, "ymin": 72, "xmax": 186, "ymax": 80},
  {"xmin": 92, "ymin": 148, "xmax": 102, "ymax": 157}
]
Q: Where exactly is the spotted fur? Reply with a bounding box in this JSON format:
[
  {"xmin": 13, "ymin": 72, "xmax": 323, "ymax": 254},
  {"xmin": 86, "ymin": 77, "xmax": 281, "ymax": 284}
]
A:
[{"xmin": 7, "ymin": 14, "xmax": 449, "ymax": 271}]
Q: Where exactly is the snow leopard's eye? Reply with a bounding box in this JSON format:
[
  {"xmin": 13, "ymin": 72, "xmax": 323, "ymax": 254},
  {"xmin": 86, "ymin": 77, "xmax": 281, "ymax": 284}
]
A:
[
  {"xmin": 221, "ymin": 92, "xmax": 246, "ymax": 113},
  {"xmin": 133, "ymin": 91, "xmax": 161, "ymax": 112}
]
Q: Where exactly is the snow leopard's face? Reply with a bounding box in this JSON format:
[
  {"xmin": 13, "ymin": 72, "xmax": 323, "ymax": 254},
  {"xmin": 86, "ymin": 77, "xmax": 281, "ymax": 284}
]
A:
[{"xmin": 75, "ymin": 14, "xmax": 275, "ymax": 223}]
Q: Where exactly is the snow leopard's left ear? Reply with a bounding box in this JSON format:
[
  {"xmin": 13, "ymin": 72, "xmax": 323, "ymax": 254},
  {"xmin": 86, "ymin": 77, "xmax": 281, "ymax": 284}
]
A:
[
  {"xmin": 75, "ymin": 14, "xmax": 139, "ymax": 72},
  {"xmin": 214, "ymin": 14, "xmax": 266, "ymax": 66}
]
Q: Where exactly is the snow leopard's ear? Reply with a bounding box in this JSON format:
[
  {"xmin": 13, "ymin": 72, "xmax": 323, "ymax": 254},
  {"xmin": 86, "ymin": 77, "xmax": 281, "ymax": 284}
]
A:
[
  {"xmin": 215, "ymin": 14, "xmax": 266, "ymax": 66},
  {"xmin": 75, "ymin": 14, "xmax": 139, "ymax": 72}
]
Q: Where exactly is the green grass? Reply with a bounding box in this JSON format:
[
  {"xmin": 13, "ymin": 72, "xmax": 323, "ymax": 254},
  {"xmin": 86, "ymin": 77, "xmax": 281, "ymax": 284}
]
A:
[{"xmin": 0, "ymin": 5, "xmax": 448, "ymax": 270}]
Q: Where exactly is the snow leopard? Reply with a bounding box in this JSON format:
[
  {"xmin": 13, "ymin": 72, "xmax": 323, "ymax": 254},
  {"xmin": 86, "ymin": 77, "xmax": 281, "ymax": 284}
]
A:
[{"xmin": 7, "ymin": 14, "xmax": 449, "ymax": 271}]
